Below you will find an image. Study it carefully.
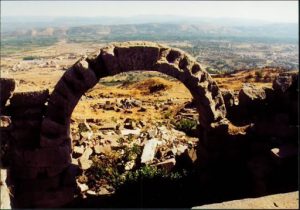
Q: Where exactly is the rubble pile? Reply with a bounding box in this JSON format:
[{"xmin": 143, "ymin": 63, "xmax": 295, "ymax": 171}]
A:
[
  {"xmin": 70, "ymin": 117, "xmax": 198, "ymax": 197},
  {"xmin": 91, "ymin": 98, "xmax": 143, "ymax": 112}
]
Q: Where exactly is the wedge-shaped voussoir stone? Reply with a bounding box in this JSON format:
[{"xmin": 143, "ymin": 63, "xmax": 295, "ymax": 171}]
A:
[
  {"xmin": 115, "ymin": 46, "xmax": 160, "ymax": 71},
  {"xmin": 62, "ymin": 69, "xmax": 89, "ymax": 93},
  {"xmin": 10, "ymin": 90, "xmax": 49, "ymax": 107},
  {"xmin": 73, "ymin": 60, "xmax": 99, "ymax": 89},
  {"xmin": 12, "ymin": 144, "xmax": 71, "ymax": 167},
  {"xmin": 101, "ymin": 47, "xmax": 121, "ymax": 75},
  {"xmin": 166, "ymin": 49, "xmax": 184, "ymax": 64},
  {"xmin": 154, "ymin": 62, "xmax": 182, "ymax": 80},
  {"xmin": 54, "ymin": 79, "xmax": 81, "ymax": 103},
  {"xmin": 46, "ymin": 93, "xmax": 75, "ymax": 122}
]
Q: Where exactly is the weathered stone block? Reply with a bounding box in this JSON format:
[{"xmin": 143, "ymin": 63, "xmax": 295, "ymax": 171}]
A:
[
  {"xmin": 13, "ymin": 186, "xmax": 74, "ymax": 208},
  {"xmin": 12, "ymin": 144, "xmax": 71, "ymax": 167},
  {"xmin": 115, "ymin": 46, "xmax": 160, "ymax": 71},
  {"xmin": 40, "ymin": 134, "xmax": 71, "ymax": 148},
  {"xmin": 10, "ymin": 128, "xmax": 40, "ymax": 148},
  {"xmin": 9, "ymin": 90, "xmax": 49, "ymax": 107},
  {"xmin": 239, "ymin": 84, "xmax": 266, "ymax": 106},
  {"xmin": 12, "ymin": 119, "xmax": 41, "ymax": 129},
  {"xmin": 73, "ymin": 60, "xmax": 99, "ymax": 89},
  {"xmin": 41, "ymin": 118, "xmax": 70, "ymax": 137},
  {"xmin": 9, "ymin": 106, "xmax": 45, "ymax": 120}
]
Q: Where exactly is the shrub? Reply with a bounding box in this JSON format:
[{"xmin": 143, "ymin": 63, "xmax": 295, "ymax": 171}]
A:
[
  {"xmin": 174, "ymin": 118, "xmax": 197, "ymax": 134},
  {"xmin": 164, "ymin": 110, "xmax": 172, "ymax": 119},
  {"xmin": 115, "ymin": 165, "xmax": 187, "ymax": 189},
  {"xmin": 123, "ymin": 143, "xmax": 142, "ymax": 162},
  {"xmin": 255, "ymin": 71, "xmax": 263, "ymax": 81},
  {"xmin": 23, "ymin": 56, "xmax": 39, "ymax": 60},
  {"xmin": 149, "ymin": 84, "xmax": 166, "ymax": 93}
]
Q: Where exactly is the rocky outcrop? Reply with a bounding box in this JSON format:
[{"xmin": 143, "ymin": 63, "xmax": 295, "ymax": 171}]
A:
[{"xmin": 238, "ymin": 83, "xmax": 266, "ymax": 105}]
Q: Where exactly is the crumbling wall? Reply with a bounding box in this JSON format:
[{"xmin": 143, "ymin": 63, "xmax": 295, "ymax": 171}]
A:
[
  {"xmin": 0, "ymin": 41, "xmax": 298, "ymax": 208},
  {"xmin": 0, "ymin": 85, "xmax": 76, "ymax": 207},
  {"xmin": 0, "ymin": 41, "xmax": 229, "ymax": 208},
  {"xmin": 216, "ymin": 72, "xmax": 299, "ymax": 195}
]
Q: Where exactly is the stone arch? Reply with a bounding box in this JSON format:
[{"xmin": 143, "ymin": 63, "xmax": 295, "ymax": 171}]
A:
[{"xmin": 40, "ymin": 41, "xmax": 227, "ymax": 150}]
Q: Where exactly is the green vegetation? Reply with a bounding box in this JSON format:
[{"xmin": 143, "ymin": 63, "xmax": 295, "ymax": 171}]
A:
[
  {"xmin": 174, "ymin": 118, "xmax": 198, "ymax": 134},
  {"xmin": 149, "ymin": 83, "xmax": 166, "ymax": 93},
  {"xmin": 164, "ymin": 110, "xmax": 173, "ymax": 119},
  {"xmin": 206, "ymin": 67, "xmax": 221, "ymax": 74},
  {"xmin": 1, "ymin": 36, "xmax": 58, "ymax": 55},
  {"xmin": 255, "ymin": 70, "xmax": 263, "ymax": 81},
  {"xmin": 117, "ymin": 165, "xmax": 186, "ymax": 188},
  {"xmin": 82, "ymin": 139, "xmax": 188, "ymax": 191},
  {"xmin": 23, "ymin": 55, "xmax": 40, "ymax": 60}
]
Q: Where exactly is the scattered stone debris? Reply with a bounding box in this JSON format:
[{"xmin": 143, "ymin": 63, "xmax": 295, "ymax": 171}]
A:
[
  {"xmin": 154, "ymin": 158, "xmax": 176, "ymax": 172},
  {"xmin": 78, "ymin": 147, "xmax": 93, "ymax": 170},
  {"xmin": 70, "ymin": 117, "xmax": 198, "ymax": 198},
  {"xmin": 141, "ymin": 139, "xmax": 159, "ymax": 164}
]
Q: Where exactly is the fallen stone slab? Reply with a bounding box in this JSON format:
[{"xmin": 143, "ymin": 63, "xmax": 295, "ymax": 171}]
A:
[
  {"xmin": 141, "ymin": 139, "xmax": 159, "ymax": 164},
  {"xmin": 98, "ymin": 123, "xmax": 116, "ymax": 130},
  {"xmin": 73, "ymin": 145, "xmax": 85, "ymax": 155},
  {"xmin": 93, "ymin": 143, "xmax": 111, "ymax": 154},
  {"xmin": 78, "ymin": 147, "xmax": 93, "ymax": 170},
  {"xmin": 120, "ymin": 128, "xmax": 141, "ymax": 136},
  {"xmin": 154, "ymin": 158, "xmax": 176, "ymax": 173},
  {"xmin": 192, "ymin": 191, "xmax": 299, "ymax": 209},
  {"xmin": 77, "ymin": 182, "xmax": 89, "ymax": 192},
  {"xmin": 78, "ymin": 158, "xmax": 93, "ymax": 170}
]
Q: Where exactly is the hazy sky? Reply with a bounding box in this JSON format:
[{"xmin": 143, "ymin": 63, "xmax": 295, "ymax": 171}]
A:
[{"xmin": 1, "ymin": 1, "xmax": 298, "ymax": 23}]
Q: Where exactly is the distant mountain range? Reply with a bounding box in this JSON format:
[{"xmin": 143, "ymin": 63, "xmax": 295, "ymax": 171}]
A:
[{"xmin": 1, "ymin": 16, "xmax": 298, "ymax": 43}]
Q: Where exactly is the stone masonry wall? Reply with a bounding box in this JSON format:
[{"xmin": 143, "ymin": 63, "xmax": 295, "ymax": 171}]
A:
[
  {"xmin": 1, "ymin": 41, "xmax": 298, "ymax": 208},
  {"xmin": 0, "ymin": 41, "xmax": 228, "ymax": 208}
]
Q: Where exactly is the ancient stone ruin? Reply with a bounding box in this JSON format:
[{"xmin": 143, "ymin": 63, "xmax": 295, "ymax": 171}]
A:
[{"xmin": 0, "ymin": 41, "xmax": 298, "ymax": 208}]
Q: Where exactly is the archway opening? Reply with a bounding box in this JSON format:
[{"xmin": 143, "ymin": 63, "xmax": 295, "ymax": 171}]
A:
[
  {"xmin": 69, "ymin": 70, "xmax": 201, "ymax": 198},
  {"xmin": 38, "ymin": 41, "xmax": 231, "ymax": 207}
]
